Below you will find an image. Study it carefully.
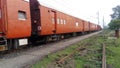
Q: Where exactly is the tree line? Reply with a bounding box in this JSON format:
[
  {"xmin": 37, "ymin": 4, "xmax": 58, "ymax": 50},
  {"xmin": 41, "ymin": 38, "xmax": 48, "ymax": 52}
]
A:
[{"xmin": 109, "ymin": 5, "xmax": 120, "ymax": 38}]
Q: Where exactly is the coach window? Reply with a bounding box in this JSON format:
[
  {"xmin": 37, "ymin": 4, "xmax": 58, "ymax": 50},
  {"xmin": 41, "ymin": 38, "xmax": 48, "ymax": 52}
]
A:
[
  {"xmin": 76, "ymin": 22, "xmax": 79, "ymax": 27},
  {"xmin": 0, "ymin": 9, "xmax": 1, "ymax": 19},
  {"xmin": 57, "ymin": 18, "xmax": 60, "ymax": 24},
  {"xmin": 61, "ymin": 19, "xmax": 63, "ymax": 24},
  {"xmin": 18, "ymin": 11, "xmax": 27, "ymax": 20},
  {"xmin": 52, "ymin": 18, "xmax": 55, "ymax": 24},
  {"xmin": 64, "ymin": 20, "xmax": 66, "ymax": 25}
]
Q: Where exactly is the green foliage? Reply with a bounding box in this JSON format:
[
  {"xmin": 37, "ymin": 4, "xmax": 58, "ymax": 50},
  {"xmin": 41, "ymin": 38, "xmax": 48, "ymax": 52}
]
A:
[
  {"xmin": 109, "ymin": 5, "xmax": 120, "ymax": 30},
  {"xmin": 111, "ymin": 5, "xmax": 120, "ymax": 19},
  {"xmin": 108, "ymin": 19, "xmax": 120, "ymax": 30}
]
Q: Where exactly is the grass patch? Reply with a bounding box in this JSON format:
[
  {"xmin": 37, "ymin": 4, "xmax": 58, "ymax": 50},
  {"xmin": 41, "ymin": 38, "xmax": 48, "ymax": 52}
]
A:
[
  {"xmin": 73, "ymin": 34, "xmax": 105, "ymax": 68},
  {"xmin": 32, "ymin": 30, "xmax": 120, "ymax": 68},
  {"xmin": 32, "ymin": 37, "xmax": 92, "ymax": 68},
  {"xmin": 106, "ymin": 38, "xmax": 120, "ymax": 68}
]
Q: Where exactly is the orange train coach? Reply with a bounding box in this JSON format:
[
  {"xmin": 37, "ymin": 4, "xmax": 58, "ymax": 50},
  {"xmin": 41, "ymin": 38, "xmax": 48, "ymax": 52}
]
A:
[{"xmin": 0, "ymin": 0, "xmax": 101, "ymax": 51}]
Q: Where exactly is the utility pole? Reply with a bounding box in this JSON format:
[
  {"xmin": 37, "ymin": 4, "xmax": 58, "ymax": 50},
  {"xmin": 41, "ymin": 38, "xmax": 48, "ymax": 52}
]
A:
[
  {"xmin": 97, "ymin": 11, "xmax": 100, "ymax": 30},
  {"xmin": 103, "ymin": 16, "xmax": 105, "ymax": 29},
  {"xmin": 97, "ymin": 11, "xmax": 99, "ymax": 25}
]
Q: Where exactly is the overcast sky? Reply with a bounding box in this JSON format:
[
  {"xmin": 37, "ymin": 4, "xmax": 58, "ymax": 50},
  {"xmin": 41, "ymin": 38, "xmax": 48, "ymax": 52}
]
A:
[{"xmin": 26, "ymin": 0, "xmax": 120, "ymax": 27}]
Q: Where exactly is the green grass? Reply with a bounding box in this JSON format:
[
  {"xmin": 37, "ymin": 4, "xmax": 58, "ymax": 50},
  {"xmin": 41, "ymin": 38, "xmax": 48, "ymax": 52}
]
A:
[
  {"xmin": 74, "ymin": 34, "xmax": 105, "ymax": 68},
  {"xmin": 32, "ymin": 38, "xmax": 91, "ymax": 68},
  {"xmin": 106, "ymin": 38, "xmax": 120, "ymax": 68},
  {"xmin": 32, "ymin": 33, "xmax": 104, "ymax": 68},
  {"xmin": 99, "ymin": 29, "xmax": 120, "ymax": 68},
  {"xmin": 32, "ymin": 30, "xmax": 120, "ymax": 68}
]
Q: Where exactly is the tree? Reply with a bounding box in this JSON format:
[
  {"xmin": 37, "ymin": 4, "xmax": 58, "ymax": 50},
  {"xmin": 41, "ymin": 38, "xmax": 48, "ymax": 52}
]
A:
[
  {"xmin": 109, "ymin": 5, "xmax": 120, "ymax": 38},
  {"xmin": 111, "ymin": 5, "xmax": 120, "ymax": 20},
  {"xmin": 109, "ymin": 19, "xmax": 120, "ymax": 30},
  {"xmin": 109, "ymin": 19, "xmax": 120, "ymax": 38}
]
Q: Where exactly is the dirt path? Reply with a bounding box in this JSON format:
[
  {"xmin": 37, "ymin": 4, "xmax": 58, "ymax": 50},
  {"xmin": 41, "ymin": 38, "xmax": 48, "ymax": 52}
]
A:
[{"xmin": 0, "ymin": 31, "xmax": 101, "ymax": 68}]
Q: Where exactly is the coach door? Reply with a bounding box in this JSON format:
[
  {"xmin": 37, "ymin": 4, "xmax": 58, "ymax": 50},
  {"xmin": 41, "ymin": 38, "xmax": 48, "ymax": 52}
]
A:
[
  {"xmin": 30, "ymin": 0, "xmax": 41, "ymax": 35},
  {"xmin": 0, "ymin": 0, "xmax": 7, "ymax": 35},
  {"xmin": 0, "ymin": 0, "xmax": 3, "ymax": 33},
  {"xmin": 51, "ymin": 10, "xmax": 57, "ymax": 33}
]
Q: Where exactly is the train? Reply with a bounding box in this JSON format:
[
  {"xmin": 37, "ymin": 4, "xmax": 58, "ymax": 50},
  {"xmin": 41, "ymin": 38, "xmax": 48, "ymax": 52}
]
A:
[{"xmin": 0, "ymin": 0, "xmax": 102, "ymax": 51}]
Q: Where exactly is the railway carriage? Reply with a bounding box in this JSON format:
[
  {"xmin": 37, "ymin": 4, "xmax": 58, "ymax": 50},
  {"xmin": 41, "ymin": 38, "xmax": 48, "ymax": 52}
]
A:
[
  {"xmin": 0, "ymin": 0, "xmax": 101, "ymax": 51},
  {"xmin": 83, "ymin": 21, "xmax": 90, "ymax": 32},
  {"xmin": 89, "ymin": 22, "xmax": 98, "ymax": 32},
  {"xmin": 0, "ymin": 0, "xmax": 31, "ymax": 51}
]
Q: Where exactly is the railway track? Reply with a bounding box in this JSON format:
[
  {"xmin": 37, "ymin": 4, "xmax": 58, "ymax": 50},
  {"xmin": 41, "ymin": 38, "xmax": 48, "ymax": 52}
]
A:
[
  {"xmin": 56, "ymin": 35, "xmax": 98, "ymax": 64},
  {"xmin": 57, "ymin": 45, "xmax": 85, "ymax": 64},
  {"xmin": 56, "ymin": 33, "xmax": 107, "ymax": 68},
  {"xmin": 102, "ymin": 43, "xmax": 106, "ymax": 68}
]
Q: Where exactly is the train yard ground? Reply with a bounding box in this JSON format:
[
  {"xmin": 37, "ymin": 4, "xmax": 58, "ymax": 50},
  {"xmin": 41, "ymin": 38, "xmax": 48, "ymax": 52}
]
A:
[
  {"xmin": 0, "ymin": 30, "xmax": 119, "ymax": 68},
  {"xmin": 0, "ymin": 31, "xmax": 101, "ymax": 68},
  {"xmin": 32, "ymin": 30, "xmax": 120, "ymax": 68}
]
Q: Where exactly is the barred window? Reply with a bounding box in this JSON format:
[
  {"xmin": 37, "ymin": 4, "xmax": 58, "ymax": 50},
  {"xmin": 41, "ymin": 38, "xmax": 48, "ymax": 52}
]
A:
[
  {"xmin": 61, "ymin": 19, "xmax": 63, "ymax": 24},
  {"xmin": 18, "ymin": 11, "xmax": 27, "ymax": 20},
  {"xmin": 76, "ymin": 22, "xmax": 79, "ymax": 27},
  {"xmin": 57, "ymin": 18, "xmax": 60, "ymax": 24},
  {"xmin": 0, "ymin": 9, "xmax": 1, "ymax": 19},
  {"xmin": 64, "ymin": 20, "xmax": 66, "ymax": 24},
  {"xmin": 52, "ymin": 18, "xmax": 55, "ymax": 24}
]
